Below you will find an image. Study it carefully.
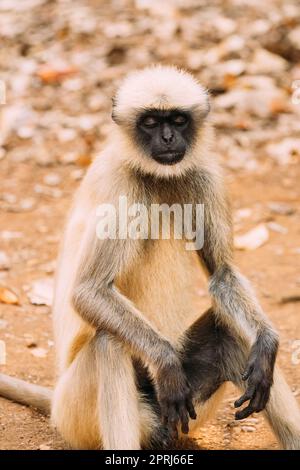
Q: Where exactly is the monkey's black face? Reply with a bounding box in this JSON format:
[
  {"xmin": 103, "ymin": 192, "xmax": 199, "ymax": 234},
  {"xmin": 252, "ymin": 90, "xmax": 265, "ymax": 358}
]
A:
[{"xmin": 136, "ymin": 109, "xmax": 195, "ymax": 165}]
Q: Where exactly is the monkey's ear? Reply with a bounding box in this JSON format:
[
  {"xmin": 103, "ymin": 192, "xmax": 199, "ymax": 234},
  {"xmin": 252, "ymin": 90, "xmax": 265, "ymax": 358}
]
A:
[{"xmin": 191, "ymin": 95, "xmax": 211, "ymax": 120}]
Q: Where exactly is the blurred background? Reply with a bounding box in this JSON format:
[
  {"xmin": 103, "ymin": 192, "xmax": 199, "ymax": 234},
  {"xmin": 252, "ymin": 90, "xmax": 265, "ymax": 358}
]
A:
[{"xmin": 0, "ymin": 0, "xmax": 300, "ymax": 450}]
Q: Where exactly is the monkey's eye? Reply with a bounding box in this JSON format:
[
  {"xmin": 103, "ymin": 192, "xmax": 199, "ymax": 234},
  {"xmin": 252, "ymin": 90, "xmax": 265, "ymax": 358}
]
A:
[
  {"xmin": 141, "ymin": 116, "xmax": 158, "ymax": 128},
  {"xmin": 172, "ymin": 114, "xmax": 188, "ymax": 125}
]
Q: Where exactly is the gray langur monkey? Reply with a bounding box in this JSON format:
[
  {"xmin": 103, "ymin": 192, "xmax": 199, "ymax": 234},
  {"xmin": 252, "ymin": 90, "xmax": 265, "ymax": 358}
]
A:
[{"xmin": 1, "ymin": 65, "xmax": 300, "ymax": 450}]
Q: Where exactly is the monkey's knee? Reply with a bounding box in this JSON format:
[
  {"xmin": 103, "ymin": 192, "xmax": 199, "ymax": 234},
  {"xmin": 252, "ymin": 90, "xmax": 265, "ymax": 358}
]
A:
[
  {"xmin": 52, "ymin": 340, "xmax": 101, "ymax": 449},
  {"xmin": 181, "ymin": 309, "xmax": 228, "ymax": 401},
  {"xmin": 53, "ymin": 333, "xmax": 160, "ymax": 450},
  {"xmin": 177, "ymin": 309, "xmax": 229, "ymax": 434}
]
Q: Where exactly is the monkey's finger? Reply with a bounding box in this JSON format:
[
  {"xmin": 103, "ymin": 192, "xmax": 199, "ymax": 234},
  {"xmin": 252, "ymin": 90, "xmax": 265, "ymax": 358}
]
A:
[
  {"xmin": 242, "ymin": 364, "xmax": 254, "ymax": 381},
  {"xmin": 179, "ymin": 404, "xmax": 189, "ymax": 434},
  {"xmin": 235, "ymin": 404, "xmax": 255, "ymax": 420},
  {"xmin": 160, "ymin": 403, "xmax": 170, "ymax": 427},
  {"xmin": 252, "ymin": 388, "xmax": 270, "ymax": 413},
  {"xmin": 168, "ymin": 405, "xmax": 179, "ymax": 440},
  {"xmin": 241, "ymin": 383, "xmax": 271, "ymax": 416},
  {"xmin": 234, "ymin": 386, "xmax": 255, "ymax": 408},
  {"xmin": 186, "ymin": 398, "xmax": 197, "ymax": 420},
  {"xmin": 249, "ymin": 396, "xmax": 265, "ymax": 414},
  {"xmin": 185, "ymin": 397, "xmax": 197, "ymax": 419}
]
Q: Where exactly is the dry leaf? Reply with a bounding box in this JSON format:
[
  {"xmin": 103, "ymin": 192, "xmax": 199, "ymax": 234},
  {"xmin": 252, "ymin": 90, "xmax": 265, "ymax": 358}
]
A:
[
  {"xmin": 268, "ymin": 202, "xmax": 295, "ymax": 216},
  {"xmin": 234, "ymin": 225, "xmax": 269, "ymax": 250},
  {"xmin": 269, "ymin": 97, "xmax": 290, "ymax": 114},
  {"xmin": 267, "ymin": 222, "xmax": 288, "ymax": 234},
  {"xmin": 77, "ymin": 154, "xmax": 92, "ymax": 167},
  {"xmin": 248, "ymin": 48, "xmax": 288, "ymax": 74},
  {"xmin": 27, "ymin": 278, "xmax": 54, "ymax": 306},
  {"xmin": 36, "ymin": 65, "xmax": 78, "ymax": 84},
  {"xmin": 266, "ymin": 138, "xmax": 300, "ymax": 165},
  {"xmin": 0, "ymin": 286, "xmax": 19, "ymax": 305}
]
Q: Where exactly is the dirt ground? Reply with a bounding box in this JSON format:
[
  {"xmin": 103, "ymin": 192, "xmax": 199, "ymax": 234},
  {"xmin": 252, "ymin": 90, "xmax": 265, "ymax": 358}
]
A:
[{"xmin": 0, "ymin": 0, "xmax": 300, "ymax": 450}]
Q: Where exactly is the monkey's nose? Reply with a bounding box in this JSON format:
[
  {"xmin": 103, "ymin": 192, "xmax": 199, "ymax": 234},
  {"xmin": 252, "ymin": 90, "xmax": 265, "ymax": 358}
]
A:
[
  {"xmin": 161, "ymin": 125, "xmax": 174, "ymax": 145},
  {"xmin": 162, "ymin": 135, "xmax": 174, "ymax": 145}
]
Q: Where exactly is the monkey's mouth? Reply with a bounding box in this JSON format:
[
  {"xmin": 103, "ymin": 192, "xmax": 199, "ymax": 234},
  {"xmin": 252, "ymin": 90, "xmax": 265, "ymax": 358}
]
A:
[{"xmin": 152, "ymin": 151, "xmax": 185, "ymax": 166}]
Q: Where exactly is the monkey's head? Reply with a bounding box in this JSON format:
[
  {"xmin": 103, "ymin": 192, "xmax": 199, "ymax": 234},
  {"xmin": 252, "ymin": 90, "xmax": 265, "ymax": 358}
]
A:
[{"xmin": 112, "ymin": 65, "xmax": 212, "ymax": 178}]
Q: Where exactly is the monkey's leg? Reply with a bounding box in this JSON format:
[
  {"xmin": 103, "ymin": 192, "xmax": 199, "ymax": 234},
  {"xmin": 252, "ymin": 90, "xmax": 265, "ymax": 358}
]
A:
[
  {"xmin": 178, "ymin": 308, "xmax": 228, "ymax": 437},
  {"xmin": 95, "ymin": 331, "xmax": 158, "ymax": 450},
  {"xmin": 52, "ymin": 331, "xmax": 157, "ymax": 450},
  {"xmin": 135, "ymin": 309, "xmax": 237, "ymax": 442},
  {"xmin": 180, "ymin": 309, "xmax": 300, "ymax": 449},
  {"xmin": 136, "ymin": 308, "xmax": 234, "ymax": 441},
  {"xmin": 135, "ymin": 309, "xmax": 264, "ymax": 445}
]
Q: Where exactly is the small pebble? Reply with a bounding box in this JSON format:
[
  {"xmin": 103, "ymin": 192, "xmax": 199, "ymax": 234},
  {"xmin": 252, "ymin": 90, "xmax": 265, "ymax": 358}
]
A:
[
  {"xmin": 241, "ymin": 425, "xmax": 256, "ymax": 432},
  {"xmin": 39, "ymin": 444, "xmax": 51, "ymax": 450},
  {"xmin": 43, "ymin": 173, "xmax": 62, "ymax": 186}
]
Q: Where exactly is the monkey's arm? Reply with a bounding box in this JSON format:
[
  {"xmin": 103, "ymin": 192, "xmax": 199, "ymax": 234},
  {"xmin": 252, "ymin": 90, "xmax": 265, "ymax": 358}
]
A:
[
  {"xmin": 198, "ymin": 174, "xmax": 279, "ymax": 419},
  {"xmin": 72, "ymin": 235, "xmax": 196, "ymax": 437}
]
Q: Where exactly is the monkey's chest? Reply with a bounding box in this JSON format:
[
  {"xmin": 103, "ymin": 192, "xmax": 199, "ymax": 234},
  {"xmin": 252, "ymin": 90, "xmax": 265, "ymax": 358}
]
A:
[{"xmin": 116, "ymin": 239, "xmax": 209, "ymax": 343}]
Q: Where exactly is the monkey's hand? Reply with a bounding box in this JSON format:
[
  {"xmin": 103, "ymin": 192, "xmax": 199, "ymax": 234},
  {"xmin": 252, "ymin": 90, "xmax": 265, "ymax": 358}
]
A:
[
  {"xmin": 155, "ymin": 360, "xmax": 197, "ymax": 439},
  {"xmin": 234, "ymin": 335, "xmax": 278, "ymax": 420}
]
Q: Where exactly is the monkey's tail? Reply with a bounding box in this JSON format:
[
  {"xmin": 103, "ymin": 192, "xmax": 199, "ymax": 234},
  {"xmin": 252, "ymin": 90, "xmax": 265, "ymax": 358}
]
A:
[{"xmin": 0, "ymin": 373, "xmax": 52, "ymax": 415}]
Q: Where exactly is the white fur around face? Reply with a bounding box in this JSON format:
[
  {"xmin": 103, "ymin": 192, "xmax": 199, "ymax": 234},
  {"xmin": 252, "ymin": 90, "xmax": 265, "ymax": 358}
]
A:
[{"xmin": 113, "ymin": 65, "xmax": 210, "ymax": 122}]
